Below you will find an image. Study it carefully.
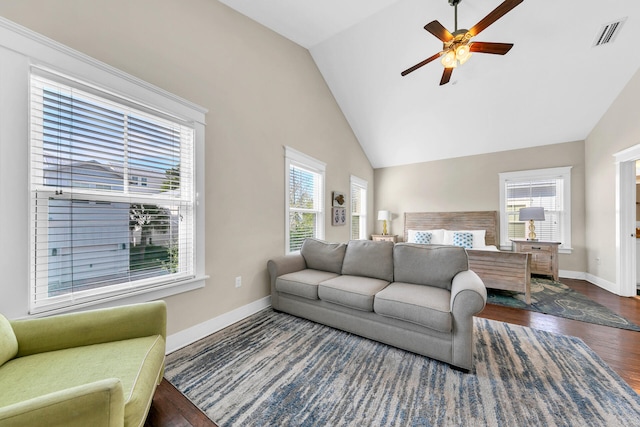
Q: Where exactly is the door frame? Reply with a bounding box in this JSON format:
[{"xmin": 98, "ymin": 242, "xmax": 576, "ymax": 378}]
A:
[{"xmin": 614, "ymin": 144, "xmax": 640, "ymax": 297}]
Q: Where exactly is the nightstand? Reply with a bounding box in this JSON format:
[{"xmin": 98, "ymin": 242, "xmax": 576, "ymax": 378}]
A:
[
  {"xmin": 512, "ymin": 240, "xmax": 560, "ymax": 281},
  {"xmin": 372, "ymin": 234, "xmax": 397, "ymax": 243}
]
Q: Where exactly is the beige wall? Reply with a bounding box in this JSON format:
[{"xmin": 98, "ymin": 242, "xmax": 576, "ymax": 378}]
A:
[
  {"xmin": 0, "ymin": 0, "xmax": 374, "ymax": 334},
  {"xmin": 585, "ymin": 68, "xmax": 640, "ymax": 284},
  {"xmin": 374, "ymin": 141, "xmax": 587, "ymax": 272}
]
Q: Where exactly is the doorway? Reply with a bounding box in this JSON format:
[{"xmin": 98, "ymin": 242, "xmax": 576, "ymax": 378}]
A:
[{"xmin": 615, "ymin": 144, "xmax": 640, "ymax": 297}]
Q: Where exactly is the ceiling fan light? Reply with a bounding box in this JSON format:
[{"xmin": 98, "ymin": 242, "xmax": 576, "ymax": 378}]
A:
[
  {"xmin": 455, "ymin": 44, "xmax": 471, "ymax": 62},
  {"xmin": 441, "ymin": 50, "xmax": 456, "ymax": 67}
]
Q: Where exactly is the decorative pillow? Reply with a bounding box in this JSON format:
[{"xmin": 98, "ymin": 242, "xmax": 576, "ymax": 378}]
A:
[
  {"xmin": 413, "ymin": 231, "xmax": 432, "ymax": 244},
  {"xmin": 408, "ymin": 229, "xmax": 445, "ymax": 244},
  {"xmin": 443, "ymin": 229, "xmax": 486, "ymax": 248},
  {"xmin": 452, "ymin": 232, "xmax": 473, "ymax": 249},
  {"xmin": 0, "ymin": 313, "xmax": 18, "ymax": 367}
]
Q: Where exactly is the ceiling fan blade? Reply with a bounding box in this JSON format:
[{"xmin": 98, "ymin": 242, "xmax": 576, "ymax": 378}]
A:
[
  {"xmin": 469, "ymin": 42, "xmax": 514, "ymax": 55},
  {"xmin": 401, "ymin": 52, "xmax": 443, "ymax": 76},
  {"xmin": 468, "ymin": 0, "xmax": 524, "ymax": 37},
  {"xmin": 440, "ymin": 68, "xmax": 454, "ymax": 86},
  {"xmin": 424, "ymin": 20, "xmax": 454, "ymax": 42}
]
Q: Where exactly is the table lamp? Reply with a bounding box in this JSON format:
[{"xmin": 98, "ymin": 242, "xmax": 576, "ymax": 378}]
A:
[
  {"xmin": 377, "ymin": 210, "xmax": 391, "ymax": 235},
  {"xmin": 519, "ymin": 207, "xmax": 545, "ymax": 241}
]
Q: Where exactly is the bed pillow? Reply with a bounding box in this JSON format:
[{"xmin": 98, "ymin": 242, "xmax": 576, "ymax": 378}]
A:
[
  {"xmin": 414, "ymin": 231, "xmax": 432, "ymax": 244},
  {"xmin": 452, "ymin": 232, "xmax": 473, "ymax": 249},
  {"xmin": 407, "ymin": 229, "xmax": 445, "ymax": 244},
  {"xmin": 443, "ymin": 229, "xmax": 486, "ymax": 248}
]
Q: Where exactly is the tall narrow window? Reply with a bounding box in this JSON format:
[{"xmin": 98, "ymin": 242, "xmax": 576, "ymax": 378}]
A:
[
  {"xmin": 285, "ymin": 147, "xmax": 325, "ymax": 253},
  {"xmin": 30, "ymin": 69, "xmax": 196, "ymax": 313},
  {"xmin": 499, "ymin": 167, "xmax": 572, "ymax": 252},
  {"xmin": 350, "ymin": 175, "xmax": 368, "ymax": 240}
]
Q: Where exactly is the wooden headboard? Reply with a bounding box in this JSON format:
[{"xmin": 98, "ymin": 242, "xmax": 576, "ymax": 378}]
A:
[{"xmin": 404, "ymin": 211, "xmax": 499, "ymax": 246}]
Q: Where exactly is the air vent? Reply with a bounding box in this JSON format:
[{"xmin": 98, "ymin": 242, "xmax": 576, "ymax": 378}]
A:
[{"xmin": 593, "ymin": 17, "xmax": 627, "ymax": 47}]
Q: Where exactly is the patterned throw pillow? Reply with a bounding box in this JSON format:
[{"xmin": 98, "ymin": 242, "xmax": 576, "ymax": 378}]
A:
[
  {"xmin": 414, "ymin": 231, "xmax": 432, "ymax": 244},
  {"xmin": 452, "ymin": 232, "xmax": 473, "ymax": 249}
]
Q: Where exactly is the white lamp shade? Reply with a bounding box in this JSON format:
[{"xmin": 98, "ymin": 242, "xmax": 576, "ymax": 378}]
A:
[
  {"xmin": 377, "ymin": 210, "xmax": 391, "ymax": 221},
  {"xmin": 519, "ymin": 207, "xmax": 545, "ymax": 221}
]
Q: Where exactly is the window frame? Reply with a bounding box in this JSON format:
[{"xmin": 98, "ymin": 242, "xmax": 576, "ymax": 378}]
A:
[
  {"xmin": 499, "ymin": 166, "xmax": 572, "ymax": 253},
  {"xmin": 284, "ymin": 147, "xmax": 325, "ymax": 254},
  {"xmin": 0, "ymin": 17, "xmax": 208, "ymax": 318},
  {"xmin": 350, "ymin": 175, "xmax": 368, "ymax": 240}
]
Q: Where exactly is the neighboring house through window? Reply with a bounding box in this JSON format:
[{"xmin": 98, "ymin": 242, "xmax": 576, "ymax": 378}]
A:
[
  {"xmin": 350, "ymin": 175, "xmax": 368, "ymax": 240},
  {"xmin": 499, "ymin": 166, "xmax": 572, "ymax": 253},
  {"xmin": 285, "ymin": 147, "xmax": 325, "ymax": 253}
]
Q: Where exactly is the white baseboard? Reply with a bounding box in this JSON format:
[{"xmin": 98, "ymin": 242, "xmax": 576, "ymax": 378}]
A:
[
  {"xmin": 583, "ymin": 273, "xmax": 619, "ymax": 295},
  {"xmin": 558, "ymin": 269, "xmax": 586, "ymax": 280},
  {"xmin": 166, "ymin": 295, "xmax": 271, "ymax": 354}
]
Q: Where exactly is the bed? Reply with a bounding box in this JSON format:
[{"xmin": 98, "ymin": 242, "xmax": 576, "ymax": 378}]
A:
[{"xmin": 404, "ymin": 211, "xmax": 532, "ymax": 303}]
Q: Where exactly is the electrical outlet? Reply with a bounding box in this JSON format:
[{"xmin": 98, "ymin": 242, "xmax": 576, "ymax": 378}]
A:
[{"xmin": 235, "ymin": 276, "xmax": 242, "ymax": 288}]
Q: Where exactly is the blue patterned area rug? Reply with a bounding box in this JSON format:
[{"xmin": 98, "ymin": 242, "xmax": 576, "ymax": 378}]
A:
[
  {"xmin": 165, "ymin": 309, "xmax": 640, "ymax": 427},
  {"xmin": 487, "ymin": 277, "xmax": 640, "ymax": 331}
]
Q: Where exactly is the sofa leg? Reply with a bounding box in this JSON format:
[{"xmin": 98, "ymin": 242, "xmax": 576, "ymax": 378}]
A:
[{"xmin": 450, "ymin": 364, "xmax": 470, "ymax": 374}]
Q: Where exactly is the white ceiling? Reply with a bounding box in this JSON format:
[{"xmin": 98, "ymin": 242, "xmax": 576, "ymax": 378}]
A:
[{"xmin": 219, "ymin": 0, "xmax": 640, "ymax": 168}]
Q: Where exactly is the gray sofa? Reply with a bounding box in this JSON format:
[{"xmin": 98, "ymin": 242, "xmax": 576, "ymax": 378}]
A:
[{"xmin": 267, "ymin": 238, "xmax": 487, "ymax": 371}]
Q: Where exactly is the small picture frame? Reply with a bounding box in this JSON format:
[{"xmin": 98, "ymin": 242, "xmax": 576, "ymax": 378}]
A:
[
  {"xmin": 332, "ymin": 207, "xmax": 347, "ymax": 226},
  {"xmin": 332, "ymin": 191, "xmax": 346, "ymax": 207}
]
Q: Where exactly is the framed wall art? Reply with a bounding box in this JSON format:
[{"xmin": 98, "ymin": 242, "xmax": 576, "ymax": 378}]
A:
[{"xmin": 332, "ymin": 207, "xmax": 347, "ymax": 226}]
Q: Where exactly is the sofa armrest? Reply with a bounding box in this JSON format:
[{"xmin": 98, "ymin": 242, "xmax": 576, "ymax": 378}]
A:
[
  {"xmin": 11, "ymin": 301, "xmax": 166, "ymax": 357},
  {"xmin": 267, "ymin": 254, "xmax": 306, "ymax": 289},
  {"xmin": 0, "ymin": 378, "xmax": 124, "ymax": 427},
  {"xmin": 450, "ymin": 270, "xmax": 487, "ymax": 316}
]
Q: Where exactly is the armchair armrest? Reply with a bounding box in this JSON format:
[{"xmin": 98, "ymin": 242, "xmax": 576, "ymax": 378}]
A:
[
  {"xmin": 450, "ymin": 270, "xmax": 487, "ymax": 317},
  {"xmin": 267, "ymin": 254, "xmax": 306, "ymax": 290},
  {"xmin": 11, "ymin": 301, "xmax": 166, "ymax": 357},
  {"xmin": 0, "ymin": 378, "xmax": 124, "ymax": 427}
]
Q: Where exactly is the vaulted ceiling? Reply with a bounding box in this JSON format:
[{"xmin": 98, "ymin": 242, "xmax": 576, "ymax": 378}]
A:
[{"xmin": 219, "ymin": 0, "xmax": 640, "ymax": 168}]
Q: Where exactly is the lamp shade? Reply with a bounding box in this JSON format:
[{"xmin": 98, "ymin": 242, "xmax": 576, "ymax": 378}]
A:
[
  {"xmin": 519, "ymin": 207, "xmax": 545, "ymax": 221},
  {"xmin": 377, "ymin": 210, "xmax": 391, "ymax": 221}
]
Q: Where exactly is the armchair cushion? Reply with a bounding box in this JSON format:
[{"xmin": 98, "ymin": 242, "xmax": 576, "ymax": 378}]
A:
[{"xmin": 0, "ymin": 314, "xmax": 17, "ymax": 367}]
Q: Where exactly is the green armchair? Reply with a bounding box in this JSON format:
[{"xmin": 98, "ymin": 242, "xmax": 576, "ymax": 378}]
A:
[{"xmin": 0, "ymin": 301, "xmax": 167, "ymax": 427}]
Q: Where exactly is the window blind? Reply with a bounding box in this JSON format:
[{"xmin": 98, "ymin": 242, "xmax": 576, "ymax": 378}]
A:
[
  {"xmin": 350, "ymin": 176, "xmax": 367, "ymax": 240},
  {"xmin": 505, "ymin": 178, "xmax": 564, "ymax": 242},
  {"xmin": 30, "ymin": 69, "xmax": 195, "ymax": 313},
  {"xmin": 288, "ymin": 163, "xmax": 322, "ymax": 252}
]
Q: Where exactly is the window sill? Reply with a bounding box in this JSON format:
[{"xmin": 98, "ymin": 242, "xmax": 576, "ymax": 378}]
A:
[{"xmin": 26, "ymin": 275, "xmax": 209, "ymax": 318}]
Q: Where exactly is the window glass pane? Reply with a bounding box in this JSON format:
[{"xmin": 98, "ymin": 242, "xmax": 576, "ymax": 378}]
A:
[
  {"xmin": 289, "ymin": 211, "xmax": 317, "ymax": 252},
  {"xmin": 505, "ymin": 179, "xmax": 563, "ymax": 242}
]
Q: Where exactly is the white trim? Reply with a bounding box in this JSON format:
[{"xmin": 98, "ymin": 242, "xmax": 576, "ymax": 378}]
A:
[
  {"xmin": 614, "ymin": 145, "xmax": 640, "ymax": 297},
  {"xmin": 284, "ymin": 146, "xmax": 326, "ymax": 253},
  {"xmin": 558, "ymin": 270, "xmax": 586, "ymax": 280},
  {"xmin": 350, "ymin": 175, "xmax": 368, "ymax": 240},
  {"xmin": 166, "ymin": 296, "xmax": 271, "ymax": 354},
  {"xmin": 584, "ymin": 272, "xmax": 619, "ymax": 295}
]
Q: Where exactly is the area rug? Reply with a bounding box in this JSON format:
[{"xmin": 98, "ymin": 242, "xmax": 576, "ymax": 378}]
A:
[
  {"xmin": 487, "ymin": 277, "xmax": 640, "ymax": 331},
  {"xmin": 165, "ymin": 309, "xmax": 640, "ymax": 427}
]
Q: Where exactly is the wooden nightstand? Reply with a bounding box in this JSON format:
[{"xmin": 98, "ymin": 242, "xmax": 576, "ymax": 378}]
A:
[
  {"xmin": 372, "ymin": 234, "xmax": 397, "ymax": 243},
  {"xmin": 512, "ymin": 240, "xmax": 560, "ymax": 281}
]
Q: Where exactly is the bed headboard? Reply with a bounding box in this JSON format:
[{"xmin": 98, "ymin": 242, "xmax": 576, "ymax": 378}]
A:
[{"xmin": 404, "ymin": 211, "xmax": 499, "ymax": 246}]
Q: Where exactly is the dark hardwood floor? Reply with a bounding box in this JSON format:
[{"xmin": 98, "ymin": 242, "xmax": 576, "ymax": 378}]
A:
[{"xmin": 145, "ymin": 278, "xmax": 640, "ymax": 426}]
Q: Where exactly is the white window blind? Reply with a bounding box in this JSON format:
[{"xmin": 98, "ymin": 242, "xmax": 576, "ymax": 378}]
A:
[
  {"xmin": 30, "ymin": 69, "xmax": 195, "ymax": 313},
  {"xmin": 350, "ymin": 176, "xmax": 367, "ymax": 240},
  {"xmin": 499, "ymin": 167, "xmax": 572, "ymax": 252},
  {"xmin": 285, "ymin": 147, "xmax": 325, "ymax": 253}
]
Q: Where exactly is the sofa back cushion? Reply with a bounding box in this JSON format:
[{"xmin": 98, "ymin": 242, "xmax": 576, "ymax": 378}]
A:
[
  {"xmin": 393, "ymin": 243, "xmax": 468, "ymax": 290},
  {"xmin": 0, "ymin": 313, "xmax": 18, "ymax": 366},
  {"xmin": 300, "ymin": 238, "xmax": 347, "ymax": 274},
  {"xmin": 342, "ymin": 240, "xmax": 394, "ymax": 282}
]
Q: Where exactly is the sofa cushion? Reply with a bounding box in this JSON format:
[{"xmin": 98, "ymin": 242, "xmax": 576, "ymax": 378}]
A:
[
  {"xmin": 374, "ymin": 282, "xmax": 452, "ymax": 332},
  {"xmin": 0, "ymin": 335, "xmax": 165, "ymax": 427},
  {"xmin": 393, "ymin": 243, "xmax": 468, "ymax": 290},
  {"xmin": 318, "ymin": 275, "xmax": 390, "ymax": 312},
  {"xmin": 276, "ymin": 269, "xmax": 340, "ymax": 300},
  {"xmin": 341, "ymin": 240, "xmax": 394, "ymax": 282},
  {"xmin": 300, "ymin": 238, "xmax": 347, "ymax": 274},
  {"xmin": 0, "ymin": 314, "xmax": 18, "ymax": 367}
]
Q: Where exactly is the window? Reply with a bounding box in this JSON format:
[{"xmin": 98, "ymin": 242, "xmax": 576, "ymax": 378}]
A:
[
  {"xmin": 350, "ymin": 175, "xmax": 368, "ymax": 240},
  {"xmin": 29, "ymin": 68, "xmax": 197, "ymax": 313},
  {"xmin": 285, "ymin": 147, "xmax": 325, "ymax": 253},
  {"xmin": 499, "ymin": 167, "xmax": 572, "ymax": 253}
]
